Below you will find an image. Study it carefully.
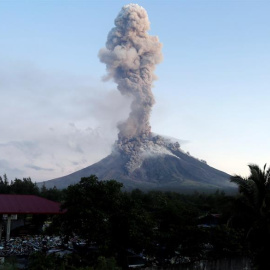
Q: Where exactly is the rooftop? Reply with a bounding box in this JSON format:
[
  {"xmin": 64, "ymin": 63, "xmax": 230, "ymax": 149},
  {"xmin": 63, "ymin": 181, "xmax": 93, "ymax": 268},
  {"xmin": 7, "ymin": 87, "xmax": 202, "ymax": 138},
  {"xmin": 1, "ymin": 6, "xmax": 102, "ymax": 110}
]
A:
[{"xmin": 0, "ymin": 194, "xmax": 63, "ymax": 214}]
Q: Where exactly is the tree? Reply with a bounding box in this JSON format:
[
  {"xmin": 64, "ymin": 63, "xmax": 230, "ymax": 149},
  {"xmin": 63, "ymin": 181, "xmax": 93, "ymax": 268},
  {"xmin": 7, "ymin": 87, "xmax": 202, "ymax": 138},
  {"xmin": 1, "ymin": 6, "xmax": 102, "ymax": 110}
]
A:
[
  {"xmin": 0, "ymin": 174, "xmax": 10, "ymax": 193},
  {"xmin": 0, "ymin": 175, "xmax": 41, "ymax": 195},
  {"xmin": 61, "ymin": 175, "xmax": 124, "ymax": 250},
  {"xmin": 39, "ymin": 184, "xmax": 63, "ymax": 202},
  {"xmin": 230, "ymin": 164, "xmax": 270, "ymax": 269},
  {"xmin": 10, "ymin": 178, "xmax": 39, "ymax": 195}
]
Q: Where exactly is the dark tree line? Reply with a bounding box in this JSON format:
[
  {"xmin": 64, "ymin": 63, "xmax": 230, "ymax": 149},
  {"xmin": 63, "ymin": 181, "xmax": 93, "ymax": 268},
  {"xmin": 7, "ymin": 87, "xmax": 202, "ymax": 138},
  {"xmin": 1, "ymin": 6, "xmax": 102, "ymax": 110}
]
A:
[
  {"xmin": 50, "ymin": 175, "xmax": 244, "ymax": 269},
  {"xmin": 0, "ymin": 174, "xmax": 63, "ymax": 202},
  {"xmin": 230, "ymin": 164, "xmax": 270, "ymax": 270},
  {"xmin": 2, "ymin": 165, "xmax": 270, "ymax": 269}
]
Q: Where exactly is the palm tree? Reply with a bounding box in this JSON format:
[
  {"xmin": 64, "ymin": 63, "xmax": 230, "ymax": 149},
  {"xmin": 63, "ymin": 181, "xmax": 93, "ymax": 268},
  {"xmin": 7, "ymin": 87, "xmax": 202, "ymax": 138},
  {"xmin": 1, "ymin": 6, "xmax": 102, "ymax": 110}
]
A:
[
  {"xmin": 230, "ymin": 164, "xmax": 270, "ymax": 269},
  {"xmin": 231, "ymin": 164, "xmax": 270, "ymax": 215}
]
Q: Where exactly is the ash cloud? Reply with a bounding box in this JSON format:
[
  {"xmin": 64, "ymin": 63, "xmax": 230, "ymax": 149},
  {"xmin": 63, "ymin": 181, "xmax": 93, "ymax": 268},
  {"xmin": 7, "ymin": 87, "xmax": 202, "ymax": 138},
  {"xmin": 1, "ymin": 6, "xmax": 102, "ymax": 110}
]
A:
[
  {"xmin": 0, "ymin": 62, "xmax": 131, "ymax": 181},
  {"xmin": 99, "ymin": 4, "xmax": 181, "ymax": 174},
  {"xmin": 99, "ymin": 3, "xmax": 163, "ymax": 140}
]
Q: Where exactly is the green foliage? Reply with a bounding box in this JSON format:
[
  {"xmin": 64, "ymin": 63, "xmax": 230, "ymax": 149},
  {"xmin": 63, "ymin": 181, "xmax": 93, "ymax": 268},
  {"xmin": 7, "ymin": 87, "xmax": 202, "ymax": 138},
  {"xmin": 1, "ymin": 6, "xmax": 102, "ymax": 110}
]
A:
[
  {"xmin": 28, "ymin": 252, "xmax": 62, "ymax": 270},
  {"xmin": 0, "ymin": 176, "xmax": 40, "ymax": 195},
  {"xmin": 0, "ymin": 256, "xmax": 18, "ymax": 270},
  {"xmin": 0, "ymin": 174, "xmax": 10, "ymax": 193},
  {"xmin": 207, "ymin": 225, "xmax": 245, "ymax": 257},
  {"xmin": 11, "ymin": 178, "xmax": 39, "ymax": 195},
  {"xmin": 61, "ymin": 175, "xmax": 124, "ymax": 249},
  {"xmin": 230, "ymin": 164, "xmax": 270, "ymax": 269},
  {"xmin": 0, "ymin": 173, "xmax": 249, "ymax": 267},
  {"xmin": 0, "ymin": 174, "xmax": 64, "ymax": 202},
  {"xmin": 95, "ymin": 256, "xmax": 121, "ymax": 270},
  {"xmin": 59, "ymin": 176, "xmax": 240, "ymax": 267},
  {"xmin": 40, "ymin": 184, "xmax": 64, "ymax": 202},
  {"xmin": 28, "ymin": 252, "xmax": 120, "ymax": 270}
]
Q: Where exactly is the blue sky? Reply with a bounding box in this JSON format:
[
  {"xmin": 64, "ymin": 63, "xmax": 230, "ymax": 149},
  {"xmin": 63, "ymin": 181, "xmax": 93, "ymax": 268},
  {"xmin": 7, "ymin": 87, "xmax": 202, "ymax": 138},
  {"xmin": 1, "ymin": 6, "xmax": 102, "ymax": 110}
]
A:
[{"xmin": 1, "ymin": 0, "xmax": 270, "ymax": 182}]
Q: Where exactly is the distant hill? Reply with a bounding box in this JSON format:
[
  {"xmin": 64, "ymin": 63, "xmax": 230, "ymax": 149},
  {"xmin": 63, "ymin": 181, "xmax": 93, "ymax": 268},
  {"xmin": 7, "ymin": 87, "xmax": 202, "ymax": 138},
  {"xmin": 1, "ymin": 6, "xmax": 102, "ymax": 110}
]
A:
[{"xmin": 38, "ymin": 146, "xmax": 236, "ymax": 193}]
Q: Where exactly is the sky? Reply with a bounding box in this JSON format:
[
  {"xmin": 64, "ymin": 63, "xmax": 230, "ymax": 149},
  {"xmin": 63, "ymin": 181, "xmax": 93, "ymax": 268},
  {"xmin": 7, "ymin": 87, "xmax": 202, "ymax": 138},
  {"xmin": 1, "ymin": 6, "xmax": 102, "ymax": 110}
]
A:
[{"xmin": 1, "ymin": 0, "xmax": 270, "ymax": 182}]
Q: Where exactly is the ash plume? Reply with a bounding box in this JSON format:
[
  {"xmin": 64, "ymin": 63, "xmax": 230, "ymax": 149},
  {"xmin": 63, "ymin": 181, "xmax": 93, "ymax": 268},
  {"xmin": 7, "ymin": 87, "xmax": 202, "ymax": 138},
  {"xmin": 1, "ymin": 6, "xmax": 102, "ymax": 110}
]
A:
[
  {"xmin": 99, "ymin": 4, "xmax": 180, "ymax": 173},
  {"xmin": 39, "ymin": 5, "xmax": 233, "ymax": 192},
  {"xmin": 99, "ymin": 3, "xmax": 162, "ymax": 140}
]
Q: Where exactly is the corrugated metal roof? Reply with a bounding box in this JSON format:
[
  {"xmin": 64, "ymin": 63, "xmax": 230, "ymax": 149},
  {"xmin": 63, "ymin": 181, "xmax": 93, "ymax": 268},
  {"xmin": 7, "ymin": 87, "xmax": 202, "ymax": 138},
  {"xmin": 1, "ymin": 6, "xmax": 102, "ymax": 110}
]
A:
[{"xmin": 0, "ymin": 194, "xmax": 63, "ymax": 214}]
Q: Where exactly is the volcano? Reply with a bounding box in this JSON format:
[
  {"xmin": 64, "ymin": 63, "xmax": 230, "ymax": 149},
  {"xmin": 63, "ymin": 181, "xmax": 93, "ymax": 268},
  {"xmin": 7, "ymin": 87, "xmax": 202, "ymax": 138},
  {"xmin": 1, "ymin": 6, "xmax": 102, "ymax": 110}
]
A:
[
  {"xmin": 39, "ymin": 4, "xmax": 236, "ymax": 193},
  {"xmin": 40, "ymin": 135, "xmax": 235, "ymax": 192}
]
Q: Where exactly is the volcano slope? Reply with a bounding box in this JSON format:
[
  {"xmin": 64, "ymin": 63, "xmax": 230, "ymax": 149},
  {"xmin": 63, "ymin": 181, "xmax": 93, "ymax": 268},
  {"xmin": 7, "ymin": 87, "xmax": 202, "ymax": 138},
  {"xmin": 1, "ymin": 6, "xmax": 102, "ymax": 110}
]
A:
[
  {"xmin": 40, "ymin": 136, "xmax": 235, "ymax": 193},
  {"xmin": 40, "ymin": 5, "xmax": 236, "ymax": 193}
]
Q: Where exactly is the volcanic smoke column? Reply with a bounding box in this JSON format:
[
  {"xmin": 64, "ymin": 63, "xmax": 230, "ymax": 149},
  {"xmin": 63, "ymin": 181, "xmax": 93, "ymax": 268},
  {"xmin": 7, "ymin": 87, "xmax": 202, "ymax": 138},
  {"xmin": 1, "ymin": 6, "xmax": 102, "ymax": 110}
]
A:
[{"xmin": 99, "ymin": 4, "xmax": 163, "ymax": 141}]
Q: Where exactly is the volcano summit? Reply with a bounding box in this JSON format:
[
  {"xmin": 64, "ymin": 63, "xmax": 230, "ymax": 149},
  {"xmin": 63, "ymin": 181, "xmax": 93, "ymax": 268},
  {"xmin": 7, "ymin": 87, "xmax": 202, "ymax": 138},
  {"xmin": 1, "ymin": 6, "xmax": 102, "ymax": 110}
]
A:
[{"xmin": 42, "ymin": 4, "xmax": 234, "ymax": 192}]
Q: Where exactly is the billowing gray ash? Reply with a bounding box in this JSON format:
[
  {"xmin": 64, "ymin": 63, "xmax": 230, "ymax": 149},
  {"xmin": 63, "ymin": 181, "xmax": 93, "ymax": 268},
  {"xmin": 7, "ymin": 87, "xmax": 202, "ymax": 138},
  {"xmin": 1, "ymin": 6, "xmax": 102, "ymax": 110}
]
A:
[
  {"xmin": 99, "ymin": 3, "xmax": 162, "ymax": 140},
  {"xmin": 41, "ymin": 4, "xmax": 234, "ymax": 192},
  {"xmin": 99, "ymin": 3, "xmax": 173, "ymax": 174},
  {"xmin": 116, "ymin": 135, "xmax": 181, "ymax": 174}
]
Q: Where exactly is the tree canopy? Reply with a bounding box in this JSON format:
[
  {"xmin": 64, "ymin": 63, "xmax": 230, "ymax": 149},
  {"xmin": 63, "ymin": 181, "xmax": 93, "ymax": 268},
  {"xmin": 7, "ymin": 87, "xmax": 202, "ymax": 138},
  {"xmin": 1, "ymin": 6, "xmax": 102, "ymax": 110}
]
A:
[{"xmin": 230, "ymin": 164, "xmax": 270, "ymax": 269}]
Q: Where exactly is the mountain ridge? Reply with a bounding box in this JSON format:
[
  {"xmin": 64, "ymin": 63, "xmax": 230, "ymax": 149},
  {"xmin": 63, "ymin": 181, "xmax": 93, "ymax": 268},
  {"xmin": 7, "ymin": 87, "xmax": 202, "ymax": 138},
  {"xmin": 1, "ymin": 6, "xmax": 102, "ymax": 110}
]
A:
[{"xmin": 38, "ymin": 146, "xmax": 236, "ymax": 193}]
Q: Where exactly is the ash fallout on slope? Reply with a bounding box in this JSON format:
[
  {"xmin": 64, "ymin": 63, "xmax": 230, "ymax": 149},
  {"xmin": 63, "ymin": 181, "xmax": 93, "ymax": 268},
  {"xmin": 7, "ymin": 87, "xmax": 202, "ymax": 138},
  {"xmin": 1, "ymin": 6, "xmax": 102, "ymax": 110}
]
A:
[{"xmin": 99, "ymin": 4, "xmax": 180, "ymax": 173}]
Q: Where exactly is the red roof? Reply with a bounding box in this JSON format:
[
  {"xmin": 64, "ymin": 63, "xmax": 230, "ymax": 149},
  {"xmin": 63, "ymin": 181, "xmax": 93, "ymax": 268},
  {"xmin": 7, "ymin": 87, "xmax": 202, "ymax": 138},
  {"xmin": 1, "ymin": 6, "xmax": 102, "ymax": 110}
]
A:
[{"xmin": 0, "ymin": 194, "xmax": 63, "ymax": 214}]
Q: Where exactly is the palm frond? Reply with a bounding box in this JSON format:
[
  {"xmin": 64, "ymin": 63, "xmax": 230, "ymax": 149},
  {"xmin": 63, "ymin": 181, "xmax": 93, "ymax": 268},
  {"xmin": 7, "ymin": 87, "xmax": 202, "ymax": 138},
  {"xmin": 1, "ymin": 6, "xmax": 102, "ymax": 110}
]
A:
[
  {"xmin": 248, "ymin": 164, "xmax": 267, "ymax": 202},
  {"xmin": 265, "ymin": 166, "xmax": 270, "ymax": 188},
  {"xmin": 231, "ymin": 175, "xmax": 256, "ymax": 208}
]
